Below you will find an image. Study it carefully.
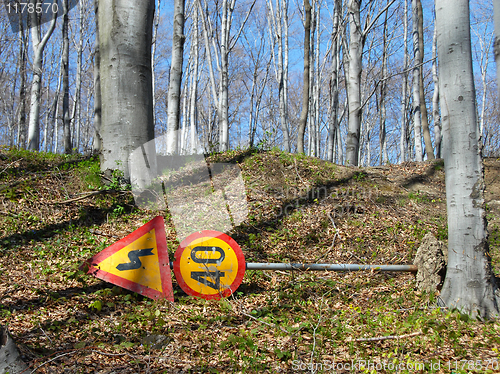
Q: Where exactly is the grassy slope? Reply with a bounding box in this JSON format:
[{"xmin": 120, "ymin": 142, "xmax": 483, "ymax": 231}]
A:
[{"xmin": 0, "ymin": 146, "xmax": 499, "ymax": 373}]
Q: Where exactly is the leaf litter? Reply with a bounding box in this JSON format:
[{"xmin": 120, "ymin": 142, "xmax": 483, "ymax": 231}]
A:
[{"xmin": 0, "ymin": 147, "xmax": 499, "ymax": 373}]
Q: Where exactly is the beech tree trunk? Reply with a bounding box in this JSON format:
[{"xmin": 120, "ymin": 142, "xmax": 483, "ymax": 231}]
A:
[
  {"xmin": 345, "ymin": 0, "xmax": 362, "ymax": 165},
  {"xmin": 167, "ymin": 0, "xmax": 185, "ymax": 154},
  {"xmin": 495, "ymin": 0, "xmax": 500, "ymax": 101},
  {"xmin": 400, "ymin": 0, "xmax": 409, "ymax": 162},
  {"xmin": 411, "ymin": 0, "xmax": 423, "ymax": 162},
  {"xmin": 436, "ymin": 0, "xmax": 500, "ymax": 319},
  {"xmin": 432, "ymin": 24, "xmax": 441, "ymax": 158},
  {"xmin": 0, "ymin": 326, "xmax": 27, "ymax": 373},
  {"xmin": 93, "ymin": 0, "xmax": 101, "ymax": 154},
  {"xmin": 297, "ymin": 0, "xmax": 311, "ymax": 154},
  {"xmin": 417, "ymin": 0, "xmax": 434, "ymax": 160},
  {"xmin": 62, "ymin": 0, "xmax": 72, "ymax": 154},
  {"xmin": 27, "ymin": 0, "xmax": 58, "ymax": 151},
  {"xmin": 98, "ymin": 0, "xmax": 155, "ymax": 180}
]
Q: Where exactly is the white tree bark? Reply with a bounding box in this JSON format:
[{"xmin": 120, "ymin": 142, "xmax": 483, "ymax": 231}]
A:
[
  {"xmin": 327, "ymin": 0, "xmax": 341, "ymax": 163},
  {"xmin": 345, "ymin": 0, "xmax": 362, "ymax": 165},
  {"xmin": 436, "ymin": 0, "xmax": 500, "ymax": 319},
  {"xmin": 494, "ymin": 0, "xmax": 500, "ymax": 101},
  {"xmin": 27, "ymin": 0, "xmax": 58, "ymax": 151},
  {"xmin": 167, "ymin": 0, "xmax": 185, "ymax": 155},
  {"xmin": 411, "ymin": 0, "xmax": 423, "ymax": 162},
  {"xmin": 297, "ymin": 0, "xmax": 311, "ymax": 154},
  {"xmin": 190, "ymin": 0, "xmax": 199, "ymax": 154},
  {"xmin": 400, "ymin": 0, "xmax": 409, "ymax": 162},
  {"xmin": 432, "ymin": 24, "xmax": 441, "ymax": 158},
  {"xmin": 379, "ymin": 7, "xmax": 388, "ymax": 165},
  {"xmin": 62, "ymin": 0, "xmax": 72, "ymax": 154},
  {"xmin": 92, "ymin": 0, "xmax": 102, "ymax": 154},
  {"xmin": 99, "ymin": 0, "xmax": 156, "ymax": 180}
]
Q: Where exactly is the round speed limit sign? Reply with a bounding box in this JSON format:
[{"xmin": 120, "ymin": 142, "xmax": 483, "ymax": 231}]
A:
[{"xmin": 173, "ymin": 231, "xmax": 246, "ymax": 299}]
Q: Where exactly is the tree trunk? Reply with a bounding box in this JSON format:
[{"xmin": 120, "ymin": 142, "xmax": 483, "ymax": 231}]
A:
[
  {"xmin": 297, "ymin": 0, "xmax": 311, "ymax": 154},
  {"xmin": 494, "ymin": 0, "xmax": 500, "ymax": 101},
  {"xmin": 345, "ymin": 0, "xmax": 362, "ymax": 165},
  {"xmin": 190, "ymin": 0, "xmax": 199, "ymax": 154},
  {"xmin": 400, "ymin": 0, "xmax": 409, "ymax": 163},
  {"xmin": 17, "ymin": 20, "xmax": 28, "ymax": 149},
  {"xmin": 417, "ymin": 0, "xmax": 434, "ymax": 160},
  {"xmin": 327, "ymin": 0, "xmax": 341, "ymax": 163},
  {"xmin": 431, "ymin": 24, "xmax": 441, "ymax": 158},
  {"xmin": 379, "ymin": 7, "xmax": 388, "ymax": 165},
  {"xmin": 99, "ymin": 0, "xmax": 155, "ymax": 180},
  {"xmin": 62, "ymin": 0, "xmax": 72, "ymax": 154},
  {"xmin": 411, "ymin": 0, "xmax": 423, "ymax": 162},
  {"xmin": 167, "ymin": 0, "xmax": 185, "ymax": 155},
  {"xmin": 27, "ymin": 0, "xmax": 58, "ymax": 151},
  {"xmin": 436, "ymin": 0, "xmax": 500, "ymax": 319},
  {"xmin": 0, "ymin": 326, "xmax": 27, "ymax": 373},
  {"xmin": 92, "ymin": 0, "xmax": 102, "ymax": 154}
]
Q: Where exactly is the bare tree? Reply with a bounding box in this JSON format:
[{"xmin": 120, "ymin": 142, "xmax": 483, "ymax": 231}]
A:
[
  {"xmin": 400, "ymin": 0, "xmax": 409, "ymax": 162},
  {"xmin": 62, "ymin": 0, "xmax": 72, "ymax": 154},
  {"xmin": 92, "ymin": 0, "xmax": 101, "ymax": 154},
  {"xmin": 297, "ymin": 0, "xmax": 311, "ymax": 154},
  {"xmin": 411, "ymin": 0, "xmax": 422, "ymax": 161},
  {"xmin": 27, "ymin": 0, "xmax": 58, "ymax": 151},
  {"xmin": 167, "ymin": 0, "xmax": 185, "ymax": 154},
  {"xmin": 431, "ymin": 23, "xmax": 441, "ymax": 158},
  {"xmin": 417, "ymin": 0, "xmax": 434, "ymax": 160},
  {"xmin": 436, "ymin": 0, "xmax": 500, "ymax": 319}
]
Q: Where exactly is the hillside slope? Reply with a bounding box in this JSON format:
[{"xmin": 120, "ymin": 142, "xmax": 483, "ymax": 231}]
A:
[{"xmin": 0, "ymin": 147, "xmax": 499, "ymax": 373}]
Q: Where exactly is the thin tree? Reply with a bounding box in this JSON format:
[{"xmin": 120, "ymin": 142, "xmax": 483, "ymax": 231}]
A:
[
  {"xmin": 400, "ymin": 0, "xmax": 409, "ymax": 162},
  {"xmin": 92, "ymin": 0, "xmax": 101, "ymax": 154},
  {"xmin": 417, "ymin": 0, "xmax": 434, "ymax": 159},
  {"xmin": 436, "ymin": 0, "xmax": 500, "ymax": 318},
  {"xmin": 167, "ymin": 0, "xmax": 185, "ymax": 155},
  {"xmin": 297, "ymin": 0, "xmax": 311, "ymax": 154},
  {"xmin": 27, "ymin": 0, "xmax": 58, "ymax": 151},
  {"xmin": 411, "ymin": 0, "xmax": 422, "ymax": 161},
  {"xmin": 98, "ymin": 0, "xmax": 156, "ymax": 179},
  {"xmin": 62, "ymin": 0, "xmax": 72, "ymax": 154}
]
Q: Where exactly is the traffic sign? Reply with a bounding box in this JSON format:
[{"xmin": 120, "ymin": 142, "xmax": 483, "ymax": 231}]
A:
[
  {"xmin": 82, "ymin": 216, "xmax": 174, "ymax": 301},
  {"xmin": 173, "ymin": 230, "xmax": 245, "ymax": 300}
]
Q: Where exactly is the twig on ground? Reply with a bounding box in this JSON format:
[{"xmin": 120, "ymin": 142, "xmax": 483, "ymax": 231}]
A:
[
  {"xmin": 347, "ymin": 331, "xmax": 422, "ymax": 342},
  {"xmin": 0, "ymin": 158, "xmax": 22, "ymax": 176}
]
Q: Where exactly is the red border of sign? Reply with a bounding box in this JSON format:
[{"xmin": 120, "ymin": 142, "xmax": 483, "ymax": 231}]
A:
[
  {"xmin": 81, "ymin": 216, "xmax": 174, "ymax": 301},
  {"xmin": 173, "ymin": 230, "xmax": 246, "ymax": 300}
]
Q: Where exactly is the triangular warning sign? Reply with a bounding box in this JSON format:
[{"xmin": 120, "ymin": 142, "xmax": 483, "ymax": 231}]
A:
[{"xmin": 82, "ymin": 216, "xmax": 174, "ymax": 301}]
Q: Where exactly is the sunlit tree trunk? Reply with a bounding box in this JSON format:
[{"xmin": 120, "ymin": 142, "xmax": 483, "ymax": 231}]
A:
[
  {"xmin": 17, "ymin": 19, "xmax": 28, "ymax": 149},
  {"xmin": 167, "ymin": 0, "xmax": 185, "ymax": 154},
  {"xmin": 495, "ymin": 0, "xmax": 500, "ymax": 100},
  {"xmin": 99, "ymin": 0, "xmax": 155, "ymax": 179},
  {"xmin": 437, "ymin": 0, "xmax": 500, "ymax": 319},
  {"xmin": 400, "ymin": 0, "xmax": 409, "ymax": 162},
  {"xmin": 297, "ymin": 0, "xmax": 311, "ymax": 154},
  {"xmin": 327, "ymin": 0, "xmax": 341, "ymax": 163},
  {"xmin": 417, "ymin": 0, "xmax": 434, "ymax": 160},
  {"xmin": 190, "ymin": 1, "xmax": 199, "ymax": 154},
  {"xmin": 411, "ymin": 0, "xmax": 423, "ymax": 161},
  {"xmin": 379, "ymin": 7, "xmax": 388, "ymax": 165},
  {"xmin": 345, "ymin": 0, "xmax": 362, "ymax": 165},
  {"xmin": 92, "ymin": 0, "xmax": 101, "ymax": 154},
  {"xmin": 27, "ymin": 0, "xmax": 58, "ymax": 151},
  {"xmin": 62, "ymin": 0, "xmax": 72, "ymax": 154},
  {"xmin": 432, "ymin": 24, "xmax": 441, "ymax": 158}
]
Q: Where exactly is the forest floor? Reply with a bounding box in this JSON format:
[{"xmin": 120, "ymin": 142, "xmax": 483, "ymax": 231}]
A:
[{"xmin": 0, "ymin": 146, "xmax": 500, "ymax": 373}]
